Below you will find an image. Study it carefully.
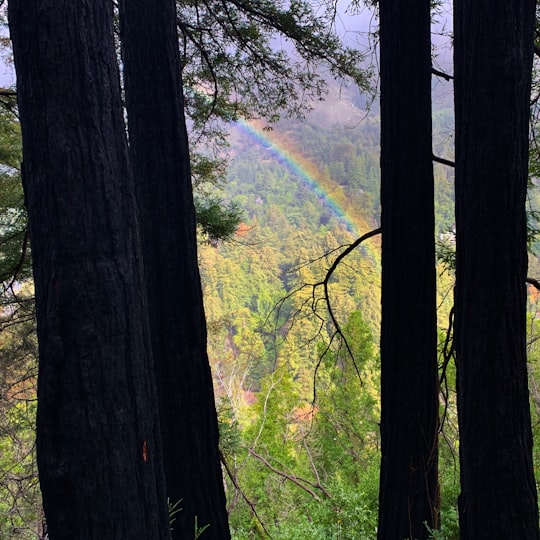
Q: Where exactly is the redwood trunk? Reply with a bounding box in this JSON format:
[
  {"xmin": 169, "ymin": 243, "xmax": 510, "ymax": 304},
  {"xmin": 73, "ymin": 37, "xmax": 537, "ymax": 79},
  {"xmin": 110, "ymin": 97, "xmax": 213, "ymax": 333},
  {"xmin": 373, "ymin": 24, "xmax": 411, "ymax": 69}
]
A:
[
  {"xmin": 9, "ymin": 2, "xmax": 170, "ymax": 537},
  {"xmin": 119, "ymin": 1, "xmax": 230, "ymax": 538},
  {"xmin": 454, "ymin": 0, "xmax": 539, "ymax": 537},
  {"xmin": 378, "ymin": 1, "xmax": 439, "ymax": 537}
]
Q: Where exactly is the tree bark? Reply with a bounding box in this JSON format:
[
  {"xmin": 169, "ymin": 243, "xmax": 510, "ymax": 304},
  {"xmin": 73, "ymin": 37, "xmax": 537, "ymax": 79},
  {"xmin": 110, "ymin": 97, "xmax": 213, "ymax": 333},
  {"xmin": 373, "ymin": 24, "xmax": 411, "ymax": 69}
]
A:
[
  {"xmin": 378, "ymin": 1, "xmax": 439, "ymax": 538},
  {"xmin": 9, "ymin": 1, "xmax": 170, "ymax": 538},
  {"xmin": 119, "ymin": 1, "xmax": 230, "ymax": 538},
  {"xmin": 454, "ymin": 1, "xmax": 539, "ymax": 537}
]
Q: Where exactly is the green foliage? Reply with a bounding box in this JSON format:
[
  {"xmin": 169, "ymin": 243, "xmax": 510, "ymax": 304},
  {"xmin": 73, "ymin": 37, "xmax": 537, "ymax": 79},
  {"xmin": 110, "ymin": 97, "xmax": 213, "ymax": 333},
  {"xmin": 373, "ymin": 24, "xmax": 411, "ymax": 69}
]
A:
[
  {"xmin": 203, "ymin": 112, "xmax": 381, "ymax": 536},
  {"xmin": 312, "ymin": 311, "xmax": 380, "ymax": 480},
  {"xmin": 0, "ymin": 105, "xmax": 29, "ymax": 286},
  {"xmin": 178, "ymin": 0, "xmax": 371, "ymax": 134},
  {"xmin": 527, "ymin": 150, "xmax": 540, "ymax": 253},
  {"xmin": 0, "ymin": 297, "xmax": 41, "ymax": 539},
  {"xmin": 191, "ymin": 153, "xmax": 228, "ymax": 189},
  {"xmin": 217, "ymin": 396, "xmax": 242, "ymax": 459},
  {"xmin": 195, "ymin": 196, "xmax": 243, "ymax": 244},
  {"xmin": 168, "ymin": 498, "xmax": 211, "ymax": 539},
  {"xmin": 177, "ymin": 0, "xmax": 373, "ymax": 206},
  {"xmin": 435, "ymin": 230, "xmax": 456, "ymax": 273},
  {"xmin": 220, "ymin": 306, "xmax": 383, "ymax": 537},
  {"xmin": 194, "ymin": 518, "xmax": 210, "ymax": 539},
  {"xmin": 200, "ymin": 105, "xmax": 471, "ymax": 538},
  {"xmin": 168, "ymin": 498, "xmax": 183, "ymax": 532},
  {"xmin": 526, "ymin": 312, "xmax": 540, "ymax": 487}
]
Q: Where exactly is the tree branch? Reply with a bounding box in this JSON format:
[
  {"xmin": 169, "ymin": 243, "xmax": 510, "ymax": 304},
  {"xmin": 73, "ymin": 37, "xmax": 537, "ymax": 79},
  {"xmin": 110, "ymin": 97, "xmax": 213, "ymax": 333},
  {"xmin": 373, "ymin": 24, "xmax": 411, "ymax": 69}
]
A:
[
  {"xmin": 219, "ymin": 451, "xmax": 274, "ymax": 539},
  {"xmin": 248, "ymin": 449, "xmax": 330, "ymax": 501},
  {"xmin": 2, "ymin": 227, "xmax": 30, "ymax": 298},
  {"xmin": 300, "ymin": 437, "xmax": 332, "ymax": 499},
  {"xmin": 314, "ymin": 227, "xmax": 381, "ymax": 379},
  {"xmin": 432, "ymin": 154, "xmax": 455, "ymax": 168},
  {"xmin": 432, "ymin": 67, "xmax": 453, "ymax": 81},
  {"xmin": 526, "ymin": 277, "xmax": 540, "ymax": 291}
]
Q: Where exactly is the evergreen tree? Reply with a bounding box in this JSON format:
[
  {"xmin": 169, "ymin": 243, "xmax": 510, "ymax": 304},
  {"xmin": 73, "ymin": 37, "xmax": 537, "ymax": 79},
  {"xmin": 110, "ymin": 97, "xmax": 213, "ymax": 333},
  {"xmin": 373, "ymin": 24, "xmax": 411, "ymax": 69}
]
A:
[
  {"xmin": 8, "ymin": 1, "xmax": 170, "ymax": 537},
  {"xmin": 378, "ymin": 0, "xmax": 439, "ymax": 537},
  {"xmin": 454, "ymin": 0, "xmax": 539, "ymax": 536},
  {"xmin": 118, "ymin": 0, "xmax": 230, "ymax": 537}
]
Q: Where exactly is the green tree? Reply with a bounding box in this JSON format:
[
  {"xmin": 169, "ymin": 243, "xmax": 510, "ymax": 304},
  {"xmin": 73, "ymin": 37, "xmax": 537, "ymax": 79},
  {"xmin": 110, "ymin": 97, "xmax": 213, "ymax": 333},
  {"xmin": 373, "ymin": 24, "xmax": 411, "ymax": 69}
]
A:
[{"xmin": 312, "ymin": 311, "xmax": 379, "ymax": 487}]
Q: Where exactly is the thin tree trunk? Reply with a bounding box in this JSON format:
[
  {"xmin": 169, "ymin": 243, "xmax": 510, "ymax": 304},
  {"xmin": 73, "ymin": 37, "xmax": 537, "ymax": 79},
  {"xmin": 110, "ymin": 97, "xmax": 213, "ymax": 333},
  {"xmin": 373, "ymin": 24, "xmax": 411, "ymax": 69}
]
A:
[
  {"xmin": 454, "ymin": 0, "xmax": 539, "ymax": 537},
  {"xmin": 9, "ymin": 2, "xmax": 170, "ymax": 537},
  {"xmin": 119, "ymin": 1, "xmax": 230, "ymax": 538},
  {"xmin": 378, "ymin": 1, "xmax": 439, "ymax": 538}
]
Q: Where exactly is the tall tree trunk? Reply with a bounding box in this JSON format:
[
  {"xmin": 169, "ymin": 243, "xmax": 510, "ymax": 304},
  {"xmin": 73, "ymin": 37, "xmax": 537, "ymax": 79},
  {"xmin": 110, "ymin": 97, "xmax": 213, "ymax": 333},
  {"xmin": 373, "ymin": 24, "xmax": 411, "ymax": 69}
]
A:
[
  {"xmin": 378, "ymin": 1, "xmax": 439, "ymax": 538},
  {"xmin": 454, "ymin": 1, "xmax": 539, "ymax": 537},
  {"xmin": 118, "ymin": 1, "xmax": 230, "ymax": 538},
  {"xmin": 9, "ymin": 2, "xmax": 170, "ymax": 538}
]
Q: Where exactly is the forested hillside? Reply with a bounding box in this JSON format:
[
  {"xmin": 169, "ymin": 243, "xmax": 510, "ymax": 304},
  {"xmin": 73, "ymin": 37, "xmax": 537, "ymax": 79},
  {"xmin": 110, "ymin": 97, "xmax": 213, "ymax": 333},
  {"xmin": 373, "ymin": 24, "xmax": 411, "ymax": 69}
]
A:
[
  {"xmin": 201, "ymin": 85, "xmax": 456, "ymax": 360},
  {"xmin": 196, "ymin": 87, "xmax": 540, "ymax": 538},
  {"xmin": 193, "ymin": 91, "xmax": 461, "ymax": 538},
  {"xmin": 3, "ymin": 76, "xmax": 539, "ymax": 538},
  {"xmin": 0, "ymin": 83, "xmax": 462, "ymax": 538}
]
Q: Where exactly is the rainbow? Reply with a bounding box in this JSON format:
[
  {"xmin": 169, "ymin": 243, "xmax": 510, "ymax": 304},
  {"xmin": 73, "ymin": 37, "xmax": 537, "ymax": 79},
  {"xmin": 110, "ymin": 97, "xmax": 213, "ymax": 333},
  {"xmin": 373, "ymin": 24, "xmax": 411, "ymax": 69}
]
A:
[{"xmin": 235, "ymin": 119, "xmax": 374, "ymax": 237}]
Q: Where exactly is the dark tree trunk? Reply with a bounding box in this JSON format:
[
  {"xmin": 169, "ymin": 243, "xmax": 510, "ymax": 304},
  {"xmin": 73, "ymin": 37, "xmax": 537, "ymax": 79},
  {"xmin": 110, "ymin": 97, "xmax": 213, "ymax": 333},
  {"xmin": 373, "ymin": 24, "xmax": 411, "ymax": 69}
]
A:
[
  {"xmin": 119, "ymin": 1, "xmax": 230, "ymax": 538},
  {"xmin": 454, "ymin": 1, "xmax": 539, "ymax": 537},
  {"xmin": 9, "ymin": 2, "xmax": 170, "ymax": 538},
  {"xmin": 378, "ymin": 1, "xmax": 439, "ymax": 538}
]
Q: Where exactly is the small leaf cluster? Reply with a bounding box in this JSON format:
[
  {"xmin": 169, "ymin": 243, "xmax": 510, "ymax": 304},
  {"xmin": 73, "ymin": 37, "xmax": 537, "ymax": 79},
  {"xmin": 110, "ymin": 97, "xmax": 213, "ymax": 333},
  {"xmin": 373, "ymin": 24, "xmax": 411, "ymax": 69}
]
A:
[{"xmin": 194, "ymin": 196, "xmax": 243, "ymax": 244}]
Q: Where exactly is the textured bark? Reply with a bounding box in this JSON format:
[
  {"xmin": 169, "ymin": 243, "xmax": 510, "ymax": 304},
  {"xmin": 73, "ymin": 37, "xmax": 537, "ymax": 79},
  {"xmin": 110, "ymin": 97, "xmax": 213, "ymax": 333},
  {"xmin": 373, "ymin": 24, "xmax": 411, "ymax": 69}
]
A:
[
  {"xmin": 378, "ymin": 1, "xmax": 439, "ymax": 538},
  {"xmin": 119, "ymin": 1, "xmax": 230, "ymax": 538},
  {"xmin": 9, "ymin": 2, "xmax": 170, "ymax": 538},
  {"xmin": 454, "ymin": 1, "xmax": 539, "ymax": 537}
]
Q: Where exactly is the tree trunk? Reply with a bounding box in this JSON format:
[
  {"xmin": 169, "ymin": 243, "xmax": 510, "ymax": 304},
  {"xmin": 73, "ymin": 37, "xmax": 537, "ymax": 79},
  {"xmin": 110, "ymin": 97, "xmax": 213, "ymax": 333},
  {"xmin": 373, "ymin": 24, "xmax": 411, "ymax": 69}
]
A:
[
  {"xmin": 378, "ymin": 1, "xmax": 439, "ymax": 538},
  {"xmin": 9, "ymin": 2, "xmax": 170, "ymax": 538},
  {"xmin": 118, "ymin": 1, "xmax": 230, "ymax": 538},
  {"xmin": 454, "ymin": 1, "xmax": 539, "ymax": 537}
]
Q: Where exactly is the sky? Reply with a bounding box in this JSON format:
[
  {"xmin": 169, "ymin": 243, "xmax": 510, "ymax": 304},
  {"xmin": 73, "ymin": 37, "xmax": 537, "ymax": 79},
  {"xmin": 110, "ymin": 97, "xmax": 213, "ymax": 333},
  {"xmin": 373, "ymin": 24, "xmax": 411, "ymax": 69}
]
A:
[{"xmin": 0, "ymin": 60, "xmax": 14, "ymax": 88}]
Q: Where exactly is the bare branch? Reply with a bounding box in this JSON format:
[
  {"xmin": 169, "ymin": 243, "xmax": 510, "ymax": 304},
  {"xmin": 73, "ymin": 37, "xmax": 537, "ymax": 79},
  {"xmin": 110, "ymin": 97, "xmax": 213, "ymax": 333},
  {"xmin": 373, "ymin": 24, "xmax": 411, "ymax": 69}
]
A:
[
  {"xmin": 313, "ymin": 227, "xmax": 381, "ymax": 379},
  {"xmin": 432, "ymin": 67, "xmax": 453, "ymax": 81},
  {"xmin": 219, "ymin": 451, "xmax": 274, "ymax": 539},
  {"xmin": 438, "ymin": 306, "xmax": 455, "ymax": 435},
  {"xmin": 432, "ymin": 154, "xmax": 455, "ymax": 168},
  {"xmin": 248, "ymin": 449, "xmax": 330, "ymax": 502},
  {"xmin": 301, "ymin": 437, "xmax": 332, "ymax": 499},
  {"xmin": 526, "ymin": 277, "xmax": 540, "ymax": 291}
]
